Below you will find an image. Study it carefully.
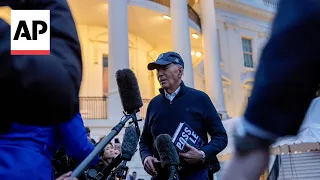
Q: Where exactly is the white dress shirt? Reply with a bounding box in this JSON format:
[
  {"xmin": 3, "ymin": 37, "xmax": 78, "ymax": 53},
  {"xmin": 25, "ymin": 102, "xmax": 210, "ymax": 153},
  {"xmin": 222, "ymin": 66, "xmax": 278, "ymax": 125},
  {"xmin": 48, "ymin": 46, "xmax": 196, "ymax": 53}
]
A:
[{"xmin": 164, "ymin": 86, "xmax": 181, "ymax": 102}]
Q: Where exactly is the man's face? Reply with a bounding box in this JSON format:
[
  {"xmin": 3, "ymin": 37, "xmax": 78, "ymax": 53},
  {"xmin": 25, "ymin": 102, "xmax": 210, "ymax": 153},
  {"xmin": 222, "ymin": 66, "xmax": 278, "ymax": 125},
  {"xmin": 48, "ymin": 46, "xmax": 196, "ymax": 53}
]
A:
[{"xmin": 156, "ymin": 63, "xmax": 183, "ymax": 89}]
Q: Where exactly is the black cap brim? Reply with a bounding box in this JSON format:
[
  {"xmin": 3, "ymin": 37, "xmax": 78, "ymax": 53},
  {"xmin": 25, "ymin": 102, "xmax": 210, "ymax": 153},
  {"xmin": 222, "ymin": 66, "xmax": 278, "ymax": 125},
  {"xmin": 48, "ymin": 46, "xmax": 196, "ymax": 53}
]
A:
[{"xmin": 147, "ymin": 59, "xmax": 172, "ymax": 70}]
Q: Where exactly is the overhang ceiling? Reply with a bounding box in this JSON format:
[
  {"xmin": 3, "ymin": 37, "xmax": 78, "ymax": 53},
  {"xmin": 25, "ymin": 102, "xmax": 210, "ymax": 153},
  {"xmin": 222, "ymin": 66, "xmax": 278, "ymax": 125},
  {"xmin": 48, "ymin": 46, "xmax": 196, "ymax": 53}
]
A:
[
  {"xmin": 67, "ymin": 0, "xmax": 203, "ymax": 58},
  {"xmin": 0, "ymin": 0, "xmax": 203, "ymax": 61}
]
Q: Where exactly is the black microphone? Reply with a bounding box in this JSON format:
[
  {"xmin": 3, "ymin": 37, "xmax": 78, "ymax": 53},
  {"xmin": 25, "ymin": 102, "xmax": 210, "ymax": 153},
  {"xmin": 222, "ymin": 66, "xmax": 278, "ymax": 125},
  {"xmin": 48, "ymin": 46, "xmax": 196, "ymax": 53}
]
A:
[
  {"xmin": 116, "ymin": 68, "xmax": 143, "ymax": 114},
  {"xmin": 86, "ymin": 154, "xmax": 122, "ymax": 180},
  {"xmin": 115, "ymin": 68, "xmax": 143, "ymax": 136},
  {"xmin": 155, "ymin": 134, "xmax": 180, "ymax": 180},
  {"xmin": 71, "ymin": 69, "xmax": 142, "ymax": 178},
  {"xmin": 87, "ymin": 125, "xmax": 139, "ymax": 180},
  {"xmin": 115, "ymin": 124, "xmax": 139, "ymax": 178}
]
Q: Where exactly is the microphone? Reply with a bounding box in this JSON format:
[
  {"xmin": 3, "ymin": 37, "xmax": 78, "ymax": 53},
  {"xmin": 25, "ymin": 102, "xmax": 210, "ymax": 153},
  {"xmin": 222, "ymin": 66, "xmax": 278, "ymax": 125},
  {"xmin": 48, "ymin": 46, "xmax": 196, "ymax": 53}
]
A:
[
  {"xmin": 71, "ymin": 69, "xmax": 142, "ymax": 178},
  {"xmin": 115, "ymin": 68, "xmax": 143, "ymax": 138},
  {"xmin": 86, "ymin": 125, "xmax": 139, "ymax": 180},
  {"xmin": 121, "ymin": 124, "xmax": 140, "ymax": 161},
  {"xmin": 85, "ymin": 154, "xmax": 122, "ymax": 180},
  {"xmin": 116, "ymin": 68, "xmax": 143, "ymax": 115},
  {"xmin": 155, "ymin": 134, "xmax": 180, "ymax": 180},
  {"xmin": 115, "ymin": 124, "xmax": 139, "ymax": 178}
]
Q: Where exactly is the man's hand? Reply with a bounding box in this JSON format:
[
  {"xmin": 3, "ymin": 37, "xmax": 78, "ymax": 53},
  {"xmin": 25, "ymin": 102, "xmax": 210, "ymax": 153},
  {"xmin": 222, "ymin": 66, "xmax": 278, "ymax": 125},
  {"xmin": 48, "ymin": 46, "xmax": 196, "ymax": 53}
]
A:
[
  {"xmin": 55, "ymin": 171, "xmax": 78, "ymax": 180},
  {"xmin": 221, "ymin": 149, "xmax": 269, "ymax": 180},
  {"xmin": 143, "ymin": 156, "xmax": 160, "ymax": 176},
  {"xmin": 179, "ymin": 143, "xmax": 203, "ymax": 164}
]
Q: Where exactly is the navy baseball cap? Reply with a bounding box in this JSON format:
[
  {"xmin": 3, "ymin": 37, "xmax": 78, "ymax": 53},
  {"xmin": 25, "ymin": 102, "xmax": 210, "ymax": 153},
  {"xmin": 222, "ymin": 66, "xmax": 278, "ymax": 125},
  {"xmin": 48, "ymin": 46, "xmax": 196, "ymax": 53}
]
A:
[{"xmin": 148, "ymin": 51, "xmax": 184, "ymax": 70}]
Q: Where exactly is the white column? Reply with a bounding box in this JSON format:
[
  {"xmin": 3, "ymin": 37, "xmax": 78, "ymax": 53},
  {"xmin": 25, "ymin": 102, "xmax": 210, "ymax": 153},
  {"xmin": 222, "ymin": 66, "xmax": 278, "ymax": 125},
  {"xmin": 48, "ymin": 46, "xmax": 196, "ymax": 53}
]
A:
[
  {"xmin": 108, "ymin": 0, "xmax": 129, "ymax": 122},
  {"xmin": 200, "ymin": 0, "xmax": 228, "ymax": 118},
  {"xmin": 170, "ymin": 0, "xmax": 194, "ymax": 88}
]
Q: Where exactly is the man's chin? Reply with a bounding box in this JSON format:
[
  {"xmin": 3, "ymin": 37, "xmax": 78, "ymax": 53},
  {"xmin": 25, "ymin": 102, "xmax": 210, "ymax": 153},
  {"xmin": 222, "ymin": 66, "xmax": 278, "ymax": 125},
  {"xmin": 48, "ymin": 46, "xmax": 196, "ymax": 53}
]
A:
[{"xmin": 160, "ymin": 84, "xmax": 168, "ymax": 89}]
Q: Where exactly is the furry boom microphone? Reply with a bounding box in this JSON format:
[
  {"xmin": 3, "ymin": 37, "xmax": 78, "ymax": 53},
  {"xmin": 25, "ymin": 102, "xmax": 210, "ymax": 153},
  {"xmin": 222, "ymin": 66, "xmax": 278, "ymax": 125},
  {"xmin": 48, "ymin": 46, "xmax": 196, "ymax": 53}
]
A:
[
  {"xmin": 114, "ymin": 125, "xmax": 140, "ymax": 179},
  {"xmin": 155, "ymin": 134, "xmax": 180, "ymax": 180},
  {"xmin": 86, "ymin": 125, "xmax": 140, "ymax": 180},
  {"xmin": 121, "ymin": 125, "xmax": 140, "ymax": 161},
  {"xmin": 116, "ymin": 69, "xmax": 143, "ymax": 114}
]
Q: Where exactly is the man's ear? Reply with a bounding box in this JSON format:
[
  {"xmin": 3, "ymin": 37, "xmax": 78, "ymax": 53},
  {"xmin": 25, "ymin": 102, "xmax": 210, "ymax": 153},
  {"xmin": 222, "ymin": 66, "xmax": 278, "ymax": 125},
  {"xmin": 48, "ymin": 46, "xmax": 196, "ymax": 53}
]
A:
[{"xmin": 178, "ymin": 66, "xmax": 184, "ymax": 77}]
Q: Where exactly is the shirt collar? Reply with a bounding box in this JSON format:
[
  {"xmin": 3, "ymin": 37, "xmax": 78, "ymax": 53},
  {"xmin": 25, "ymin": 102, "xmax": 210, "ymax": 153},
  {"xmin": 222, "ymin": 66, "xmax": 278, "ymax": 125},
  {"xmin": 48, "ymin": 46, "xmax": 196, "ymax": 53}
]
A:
[
  {"xmin": 159, "ymin": 81, "xmax": 185, "ymax": 96},
  {"xmin": 164, "ymin": 86, "xmax": 181, "ymax": 99}
]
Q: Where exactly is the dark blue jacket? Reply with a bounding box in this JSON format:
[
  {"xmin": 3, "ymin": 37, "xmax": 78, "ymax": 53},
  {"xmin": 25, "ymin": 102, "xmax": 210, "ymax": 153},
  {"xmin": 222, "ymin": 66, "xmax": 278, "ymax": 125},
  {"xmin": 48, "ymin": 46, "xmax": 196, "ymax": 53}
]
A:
[
  {"xmin": 244, "ymin": 0, "xmax": 320, "ymax": 137},
  {"xmin": 0, "ymin": 112, "xmax": 98, "ymax": 180},
  {"xmin": 0, "ymin": 0, "xmax": 82, "ymax": 131},
  {"xmin": 139, "ymin": 82, "xmax": 227, "ymax": 179}
]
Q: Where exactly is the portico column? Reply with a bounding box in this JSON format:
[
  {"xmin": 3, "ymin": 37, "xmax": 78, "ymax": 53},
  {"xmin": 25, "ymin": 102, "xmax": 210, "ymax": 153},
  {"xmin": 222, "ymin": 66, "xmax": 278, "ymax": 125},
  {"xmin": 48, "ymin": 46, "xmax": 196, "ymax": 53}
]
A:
[
  {"xmin": 200, "ymin": 0, "xmax": 228, "ymax": 119},
  {"xmin": 170, "ymin": 0, "xmax": 194, "ymax": 88},
  {"xmin": 108, "ymin": 0, "xmax": 129, "ymax": 122}
]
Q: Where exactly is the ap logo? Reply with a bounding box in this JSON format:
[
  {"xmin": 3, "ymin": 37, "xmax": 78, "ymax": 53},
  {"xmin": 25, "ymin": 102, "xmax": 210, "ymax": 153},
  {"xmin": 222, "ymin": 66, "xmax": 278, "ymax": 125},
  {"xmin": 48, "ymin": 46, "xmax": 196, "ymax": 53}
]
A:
[{"xmin": 11, "ymin": 10, "xmax": 50, "ymax": 55}]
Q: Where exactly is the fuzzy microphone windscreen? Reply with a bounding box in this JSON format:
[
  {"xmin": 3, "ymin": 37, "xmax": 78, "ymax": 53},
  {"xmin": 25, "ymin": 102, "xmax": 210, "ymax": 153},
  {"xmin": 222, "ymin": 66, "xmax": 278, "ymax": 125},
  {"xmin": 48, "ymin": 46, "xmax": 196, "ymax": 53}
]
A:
[
  {"xmin": 121, "ymin": 125, "xmax": 139, "ymax": 161},
  {"xmin": 155, "ymin": 134, "xmax": 180, "ymax": 167},
  {"xmin": 116, "ymin": 68, "xmax": 143, "ymax": 114}
]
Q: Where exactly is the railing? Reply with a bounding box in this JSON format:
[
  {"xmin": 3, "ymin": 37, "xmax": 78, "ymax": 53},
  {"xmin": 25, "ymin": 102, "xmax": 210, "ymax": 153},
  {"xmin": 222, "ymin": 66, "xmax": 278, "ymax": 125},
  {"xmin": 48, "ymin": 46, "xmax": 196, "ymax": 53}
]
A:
[
  {"xmin": 267, "ymin": 155, "xmax": 280, "ymax": 180},
  {"xmin": 79, "ymin": 97, "xmax": 150, "ymax": 120},
  {"xmin": 263, "ymin": 0, "xmax": 279, "ymax": 8},
  {"xmin": 79, "ymin": 97, "xmax": 107, "ymax": 119},
  {"xmin": 149, "ymin": 0, "xmax": 201, "ymax": 28}
]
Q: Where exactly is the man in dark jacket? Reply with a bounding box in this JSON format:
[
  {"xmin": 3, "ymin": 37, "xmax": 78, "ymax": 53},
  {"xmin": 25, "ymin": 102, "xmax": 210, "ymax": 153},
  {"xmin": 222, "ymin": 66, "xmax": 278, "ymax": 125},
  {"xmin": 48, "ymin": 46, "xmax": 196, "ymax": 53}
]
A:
[
  {"xmin": 0, "ymin": 0, "xmax": 82, "ymax": 131},
  {"xmin": 139, "ymin": 52, "xmax": 227, "ymax": 180}
]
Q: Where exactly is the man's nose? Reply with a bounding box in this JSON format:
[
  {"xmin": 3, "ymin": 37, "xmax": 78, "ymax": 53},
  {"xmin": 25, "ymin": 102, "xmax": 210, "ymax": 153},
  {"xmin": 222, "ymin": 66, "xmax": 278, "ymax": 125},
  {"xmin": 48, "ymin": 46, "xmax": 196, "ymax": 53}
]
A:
[{"xmin": 158, "ymin": 69, "xmax": 164, "ymax": 77}]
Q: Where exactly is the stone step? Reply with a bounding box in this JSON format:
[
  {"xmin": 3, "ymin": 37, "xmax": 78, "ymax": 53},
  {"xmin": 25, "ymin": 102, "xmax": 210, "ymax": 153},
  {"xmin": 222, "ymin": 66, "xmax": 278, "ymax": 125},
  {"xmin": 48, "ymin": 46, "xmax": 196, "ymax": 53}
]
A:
[
  {"xmin": 279, "ymin": 164, "xmax": 320, "ymax": 172},
  {"xmin": 280, "ymin": 158, "xmax": 320, "ymax": 165},
  {"xmin": 279, "ymin": 168, "xmax": 320, "ymax": 176},
  {"xmin": 276, "ymin": 151, "xmax": 320, "ymax": 180},
  {"xmin": 280, "ymin": 154, "xmax": 320, "ymax": 161},
  {"xmin": 278, "ymin": 173, "xmax": 320, "ymax": 180},
  {"xmin": 280, "ymin": 152, "xmax": 320, "ymax": 158}
]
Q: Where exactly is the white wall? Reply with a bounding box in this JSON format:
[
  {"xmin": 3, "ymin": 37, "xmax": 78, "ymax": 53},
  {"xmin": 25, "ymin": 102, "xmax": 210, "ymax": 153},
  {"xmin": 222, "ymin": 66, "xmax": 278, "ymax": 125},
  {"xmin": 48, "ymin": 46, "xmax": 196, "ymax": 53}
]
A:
[
  {"xmin": 215, "ymin": 9, "xmax": 269, "ymax": 118},
  {"xmin": 76, "ymin": 24, "xmax": 159, "ymax": 100}
]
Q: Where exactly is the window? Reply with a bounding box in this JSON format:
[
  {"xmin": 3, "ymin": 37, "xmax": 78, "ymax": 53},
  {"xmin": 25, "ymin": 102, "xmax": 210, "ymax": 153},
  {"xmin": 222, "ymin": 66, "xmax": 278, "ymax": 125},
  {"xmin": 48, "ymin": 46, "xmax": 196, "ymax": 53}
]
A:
[
  {"xmin": 102, "ymin": 55, "xmax": 108, "ymax": 96},
  {"xmin": 103, "ymin": 55, "xmax": 108, "ymax": 68},
  {"xmin": 242, "ymin": 38, "xmax": 253, "ymax": 68}
]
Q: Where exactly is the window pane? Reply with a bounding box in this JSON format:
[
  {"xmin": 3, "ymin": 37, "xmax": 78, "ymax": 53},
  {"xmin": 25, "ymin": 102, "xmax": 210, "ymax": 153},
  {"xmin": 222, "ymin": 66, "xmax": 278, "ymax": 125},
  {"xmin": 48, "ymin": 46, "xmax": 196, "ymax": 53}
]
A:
[
  {"xmin": 248, "ymin": 41, "xmax": 252, "ymax": 52},
  {"xmin": 103, "ymin": 55, "xmax": 108, "ymax": 67},
  {"xmin": 243, "ymin": 44, "xmax": 249, "ymax": 52},
  {"xmin": 103, "ymin": 54, "xmax": 108, "ymax": 95},
  {"xmin": 242, "ymin": 38, "xmax": 252, "ymax": 53},
  {"xmin": 244, "ymin": 53, "xmax": 253, "ymax": 68}
]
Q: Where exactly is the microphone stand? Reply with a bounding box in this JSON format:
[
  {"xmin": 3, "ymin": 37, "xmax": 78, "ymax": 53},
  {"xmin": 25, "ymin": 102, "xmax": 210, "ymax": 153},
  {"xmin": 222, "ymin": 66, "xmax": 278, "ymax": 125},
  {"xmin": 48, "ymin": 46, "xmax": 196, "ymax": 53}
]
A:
[
  {"xmin": 71, "ymin": 110, "xmax": 141, "ymax": 178},
  {"xmin": 168, "ymin": 166, "xmax": 176, "ymax": 180},
  {"xmin": 106, "ymin": 170, "xmax": 116, "ymax": 180},
  {"xmin": 116, "ymin": 161, "xmax": 129, "ymax": 179},
  {"xmin": 168, "ymin": 165, "xmax": 180, "ymax": 180},
  {"xmin": 106, "ymin": 161, "xmax": 128, "ymax": 180}
]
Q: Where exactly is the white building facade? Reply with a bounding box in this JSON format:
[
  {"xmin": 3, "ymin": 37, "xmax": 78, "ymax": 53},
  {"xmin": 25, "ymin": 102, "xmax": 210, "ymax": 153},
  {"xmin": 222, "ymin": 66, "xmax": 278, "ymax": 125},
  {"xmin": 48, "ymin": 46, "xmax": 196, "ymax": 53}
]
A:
[{"xmin": 0, "ymin": 0, "xmax": 277, "ymax": 179}]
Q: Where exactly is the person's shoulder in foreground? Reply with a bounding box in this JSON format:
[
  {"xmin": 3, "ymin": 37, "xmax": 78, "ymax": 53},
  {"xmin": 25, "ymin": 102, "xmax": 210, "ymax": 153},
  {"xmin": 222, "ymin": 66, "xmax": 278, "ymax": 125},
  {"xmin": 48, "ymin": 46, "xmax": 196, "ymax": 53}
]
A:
[{"xmin": 59, "ymin": 112, "xmax": 99, "ymax": 166}]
